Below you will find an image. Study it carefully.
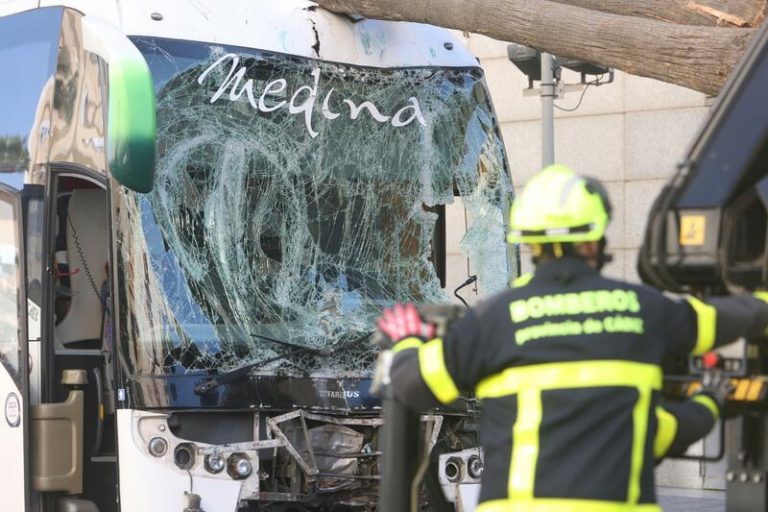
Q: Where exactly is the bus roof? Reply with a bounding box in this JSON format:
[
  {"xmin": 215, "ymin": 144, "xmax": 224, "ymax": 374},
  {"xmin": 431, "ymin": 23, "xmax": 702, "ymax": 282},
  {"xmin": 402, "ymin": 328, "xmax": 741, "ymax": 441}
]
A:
[{"xmin": 3, "ymin": 0, "xmax": 479, "ymax": 69}]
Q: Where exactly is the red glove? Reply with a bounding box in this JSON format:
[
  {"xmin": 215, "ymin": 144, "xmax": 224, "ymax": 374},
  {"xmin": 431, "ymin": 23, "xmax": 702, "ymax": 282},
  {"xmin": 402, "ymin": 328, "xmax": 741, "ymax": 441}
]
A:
[{"xmin": 377, "ymin": 303, "xmax": 436, "ymax": 344}]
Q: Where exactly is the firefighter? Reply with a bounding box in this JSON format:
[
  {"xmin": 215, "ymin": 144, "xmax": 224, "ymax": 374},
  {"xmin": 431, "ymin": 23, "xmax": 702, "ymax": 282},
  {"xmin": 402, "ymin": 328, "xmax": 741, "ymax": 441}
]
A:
[{"xmin": 377, "ymin": 164, "xmax": 768, "ymax": 512}]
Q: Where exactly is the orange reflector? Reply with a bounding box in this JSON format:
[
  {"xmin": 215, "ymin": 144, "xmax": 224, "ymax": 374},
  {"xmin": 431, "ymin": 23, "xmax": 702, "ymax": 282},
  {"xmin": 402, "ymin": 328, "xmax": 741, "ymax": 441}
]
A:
[{"xmin": 687, "ymin": 382, "xmax": 702, "ymax": 396}]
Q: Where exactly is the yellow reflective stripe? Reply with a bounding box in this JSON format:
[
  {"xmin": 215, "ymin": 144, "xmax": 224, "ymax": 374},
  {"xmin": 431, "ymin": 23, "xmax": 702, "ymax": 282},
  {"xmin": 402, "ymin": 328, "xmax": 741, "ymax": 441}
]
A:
[
  {"xmin": 477, "ymin": 499, "xmax": 662, "ymax": 512},
  {"xmin": 392, "ymin": 337, "xmax": 423, "ymax": 353},
  {"xmin": 509, "ymin": 388, "xmax": 542, "ymax": 500},
  {"xmin": 476, "ymin": 360, "xmax": 662, "ymax": 398},
  {"xmin": 654, "ymin": 406, "xmax": 678, "ymax": 459},
  {"xmin": 418, "ymin": 338, "xmax": 460, "ymax": 404},
  {"xmin": 478, "ymin": 361, "xmax": 660, "ymax": 506},
  {"xmin": 628, "ymin": 387, "xmax": 651, "ymax": 503},
  {"xmin": 692, "ymin": 394, "xmax": 720, "ymax": 420},
  {"xmin": 747, "ymin": 380, "xmax": 763, "ymax": 401},
  {"xmin": 512, "ymin": 272, "xmax": 533, "ymax": 288},
  {"xmin": 733, "ymin": 379, "xmax": 750, "ymax": 400},
  {"xmin": 686, "ymin": 296, "xmax": 716, "ymax": 355}
]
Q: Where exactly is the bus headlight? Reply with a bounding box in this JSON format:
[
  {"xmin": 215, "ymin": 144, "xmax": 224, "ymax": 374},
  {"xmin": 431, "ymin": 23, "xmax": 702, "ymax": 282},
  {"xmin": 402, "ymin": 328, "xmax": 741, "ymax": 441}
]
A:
[
  {"xmin": 148, "ymin": 437, "xmax": 168, "ymax": 457},
  {"xmin": 228, "ymin": 454, "xmax": 252, "ymax": 479},
  {"xmin": 205, "ymin": 454, "xmax": 226, "ymax": 474},
  {"xmin": 468, "ymin": 454, "xmax": 483, "ymax": 479}
]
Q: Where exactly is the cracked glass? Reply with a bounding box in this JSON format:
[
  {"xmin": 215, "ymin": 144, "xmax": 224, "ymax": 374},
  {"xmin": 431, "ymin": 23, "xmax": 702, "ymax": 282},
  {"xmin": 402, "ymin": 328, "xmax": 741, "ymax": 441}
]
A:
[{"xmin": 115, "ymin": 37, "xmax": 513, "ymax": 377}]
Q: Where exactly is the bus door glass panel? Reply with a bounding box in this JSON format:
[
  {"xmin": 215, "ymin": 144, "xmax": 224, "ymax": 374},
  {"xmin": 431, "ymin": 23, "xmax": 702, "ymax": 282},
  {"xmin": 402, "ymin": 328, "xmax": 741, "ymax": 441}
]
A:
[
  {"xmin": 23, "ymin": 186, "xmax": 44, "ymax": 343},
  {"xmin": 0, "ymin": 184, "xmax": 29, "ymax": 512}
]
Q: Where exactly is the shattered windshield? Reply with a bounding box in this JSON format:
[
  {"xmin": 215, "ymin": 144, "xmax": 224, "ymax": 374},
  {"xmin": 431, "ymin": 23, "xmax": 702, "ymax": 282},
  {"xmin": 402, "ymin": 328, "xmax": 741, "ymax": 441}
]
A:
[{"xmin": 115, "ymin": 37, "xmax": 513, "ymax": 377}]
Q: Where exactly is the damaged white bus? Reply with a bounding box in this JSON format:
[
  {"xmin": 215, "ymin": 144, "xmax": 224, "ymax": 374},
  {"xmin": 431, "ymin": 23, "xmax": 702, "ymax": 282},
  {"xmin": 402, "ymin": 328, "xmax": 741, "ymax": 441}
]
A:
[{"xmin": 0, "ymin": 1, "xmax": 514, "ymax": 511}]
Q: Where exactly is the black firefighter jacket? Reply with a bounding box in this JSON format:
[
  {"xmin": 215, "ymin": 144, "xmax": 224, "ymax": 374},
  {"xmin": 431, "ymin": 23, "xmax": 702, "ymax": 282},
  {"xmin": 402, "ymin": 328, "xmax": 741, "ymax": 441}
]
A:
[{"xmin": 390, "ymin": 257, "xmax": 768, "ymax": 512}]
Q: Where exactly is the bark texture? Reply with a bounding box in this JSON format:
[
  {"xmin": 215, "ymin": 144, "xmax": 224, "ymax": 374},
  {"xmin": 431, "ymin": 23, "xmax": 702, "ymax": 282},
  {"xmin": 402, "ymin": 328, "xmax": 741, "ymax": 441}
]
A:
[
  {"xmin": 550, "ymin": 0, "xmax": 767, "ymax": 27},
  {"xmin": 315, "ymin": 0, "xmax": 758, "ymax": 95}
]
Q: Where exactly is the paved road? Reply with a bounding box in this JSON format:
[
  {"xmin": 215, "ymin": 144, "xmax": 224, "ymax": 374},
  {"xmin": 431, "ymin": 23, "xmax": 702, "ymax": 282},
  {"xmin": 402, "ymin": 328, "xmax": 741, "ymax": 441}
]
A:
[{"xmin": 658, "ymin": 486, "xmax": 725, "ymax": 512}]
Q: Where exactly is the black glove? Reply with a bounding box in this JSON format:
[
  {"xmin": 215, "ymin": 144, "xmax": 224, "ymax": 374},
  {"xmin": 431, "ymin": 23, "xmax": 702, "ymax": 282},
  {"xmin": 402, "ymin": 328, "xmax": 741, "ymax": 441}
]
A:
[{"xmin": 698, "ymin": 370, "xmax": 734, "ymax": 412}]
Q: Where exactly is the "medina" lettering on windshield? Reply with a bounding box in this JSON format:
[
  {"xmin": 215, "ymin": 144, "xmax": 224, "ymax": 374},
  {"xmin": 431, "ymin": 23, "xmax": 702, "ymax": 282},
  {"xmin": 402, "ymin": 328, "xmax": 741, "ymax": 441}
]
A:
[{"xmin": 198, "ymin": 54, "xmax": 427, "ymax": 139}]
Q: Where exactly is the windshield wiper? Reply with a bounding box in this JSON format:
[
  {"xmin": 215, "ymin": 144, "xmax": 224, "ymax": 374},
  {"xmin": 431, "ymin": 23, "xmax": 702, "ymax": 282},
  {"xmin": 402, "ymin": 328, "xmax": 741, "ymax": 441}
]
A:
[
  {"xmin": 194, "ymin": 331, "xmax": 373, "ymax": 395},
  {"xmin": 250, "ymin": 333, "xmax": 332, "ymax": 356},
  {"xmin": 332, "ymin": 331, "xmax": 374, "ymax": 352},
  {"xmin": 252, "ymin": 330, "xmax": 373, "ymax": 361},
  {"xmin": 194, "ymin": 344, "xmax": 319, "ymax": 395}
]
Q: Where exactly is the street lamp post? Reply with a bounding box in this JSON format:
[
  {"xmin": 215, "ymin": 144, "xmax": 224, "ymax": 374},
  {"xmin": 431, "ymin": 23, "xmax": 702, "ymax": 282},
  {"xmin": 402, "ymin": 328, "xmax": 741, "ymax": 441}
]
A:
[{"xmin": 540, "ymin": 52, "xmax": 556, "ymax": 167}]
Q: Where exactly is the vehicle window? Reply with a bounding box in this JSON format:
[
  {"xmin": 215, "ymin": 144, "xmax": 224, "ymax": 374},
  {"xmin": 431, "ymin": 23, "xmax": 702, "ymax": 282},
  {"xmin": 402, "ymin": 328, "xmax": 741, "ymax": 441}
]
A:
[
  {"xmin": 0, "ymin": 191, "xmax": 23, "ymax": 383},
  {"xmin": 0, "ymin": 8, "xmax": 61, "ymax": 184},
  {"xmin": 116, "ymin": 37, "xmax": 513, "ymax": 377}
]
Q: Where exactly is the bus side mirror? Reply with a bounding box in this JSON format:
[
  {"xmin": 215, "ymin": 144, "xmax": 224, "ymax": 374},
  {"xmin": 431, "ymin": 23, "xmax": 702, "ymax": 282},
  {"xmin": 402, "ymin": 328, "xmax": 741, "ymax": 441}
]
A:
[{"xmin": 82, "ymin": 17, "xmax": 156, "ymax": 193}]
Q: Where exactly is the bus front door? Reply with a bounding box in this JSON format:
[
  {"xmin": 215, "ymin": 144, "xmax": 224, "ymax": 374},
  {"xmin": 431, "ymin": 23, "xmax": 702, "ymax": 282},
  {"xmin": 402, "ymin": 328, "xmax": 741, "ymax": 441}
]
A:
[{"xmin": 0, "ymin": 183, "xmax": 30, "ymax": 511}]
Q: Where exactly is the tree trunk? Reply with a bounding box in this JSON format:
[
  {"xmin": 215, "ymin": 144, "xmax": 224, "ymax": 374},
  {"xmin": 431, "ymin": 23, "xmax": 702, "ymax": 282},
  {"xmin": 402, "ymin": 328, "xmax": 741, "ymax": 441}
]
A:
[
  {"xmin": 315, "ymin": 0, "xmax": 757, "ymax": 95},
  {"xmin": 550, "ymin": 0, "xmax": 767, "ymax": 27}
]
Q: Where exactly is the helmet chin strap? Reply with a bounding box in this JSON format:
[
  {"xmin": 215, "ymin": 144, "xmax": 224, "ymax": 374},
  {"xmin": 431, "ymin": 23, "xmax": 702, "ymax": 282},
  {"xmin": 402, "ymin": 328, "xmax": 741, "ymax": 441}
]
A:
[
  {"xmin": 529, "ymin": 242, "xmax": 576, "ymax": 265},
  {"xmin": 594, "ymin": 237, "xmax": 613, "ymax": 271},
  {"xmin": 529, "ymin": 239, "xmax": 612, "ymax": 270},
  {"xmin": 553, "ymin": 243, "xmax": 564, "ymax": 258}
]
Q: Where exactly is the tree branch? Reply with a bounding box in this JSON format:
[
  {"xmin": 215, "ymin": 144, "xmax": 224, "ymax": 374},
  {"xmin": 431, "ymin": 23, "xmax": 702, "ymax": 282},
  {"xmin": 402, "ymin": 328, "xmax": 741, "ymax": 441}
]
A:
[
  {"xmin": 315, "ymin": 0, "xmax": 756, "ymax": 95},
  {"xmin": 549, "ymin": 0, "xmax": 767, "ymax": 27}
]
